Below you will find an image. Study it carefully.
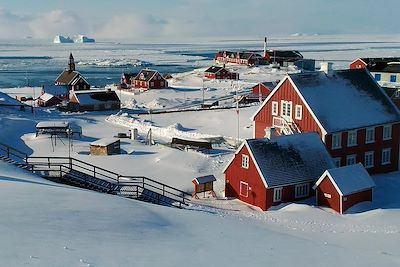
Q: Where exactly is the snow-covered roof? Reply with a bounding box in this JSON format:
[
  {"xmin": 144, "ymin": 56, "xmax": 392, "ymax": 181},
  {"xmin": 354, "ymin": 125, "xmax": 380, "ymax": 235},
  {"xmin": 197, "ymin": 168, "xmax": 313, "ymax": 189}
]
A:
[
  {"xmin": 55, "ymin": 70, "xmax": 80, "ymax": 85},
  {"xmin": 72, "ymin": 90, "xmax": 120, "ymax": 105},
  {"xmin": 193, "ymin": 175, "xmax": 216, "ymax": 185},
  {"xmin": 39, "ymin": 93, "xmax": 57, "ymax": 102},
  {"xmin": 36, "ymin": 121, "xmax": 69, "ymax": 129},
  {"xmin": 42, "ymin": 85, "xmax": 69, "ymax": 96},
  {"xmin": 235, "ymin": 133, "xmax": 334, "ymax": 188},
  {"xmin": 314, "ymin": 163, "xmax": 375, "ymax": 196},
  {"xmin": 289, "ymin": 69, "xmax": 400, "ymax": 132},
  {"xmin": 90, "ymin": 138, "xmax": 120, "ymax": 146}
]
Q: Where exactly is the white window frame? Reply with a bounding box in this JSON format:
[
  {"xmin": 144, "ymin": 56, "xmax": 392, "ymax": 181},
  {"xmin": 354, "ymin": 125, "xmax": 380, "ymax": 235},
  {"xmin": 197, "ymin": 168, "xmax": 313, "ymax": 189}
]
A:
[
  {"xmin": 241, "ymin": 154, "xmax": 249, "ymax": 169},
  {"xmin": 295, "ymin": 105, "xmax": 302, "ymax": 120},
  {"xmin": 281, "ymin": 101, "xmax": 287, "ymax": 117},
  {"xmin": 332, "ymin": 133, "xmax": 341, "ymax": 149},
  {"xmin": 333, "ymin": 157, "xmax": 341, "ymax": 168},
  {"xmin": 240, "ymin": 181, "xmax": 249, "ymax": 197},
  {"xmin": 150, "ymin": 81, "xmax": 154, "ymax": 87},
  {"xmin": 324, "ymin": 193, "xmax": 332, "ymax": 199},
  {"xmin": 365, "ymin": 127, "xmax": 375, "ymax": 144},
  {"xmin": 364, "ymin": 151, "xmax": 374, "ymax": 168},
  {"xmin": 295, "ymin": 183, "xmax": 309, "ymax": 199},
  {"xmin": 271, "ymin": 101, "xmax": 278, "ymax": 116},
  {"xmin": 347, "ymin": 130, "xmax": 357, "ymax": 147},
  {"xmin": 381, "ymin": 148, "xmax": 391, "ymax": 165},
  {"xmin": 383, "ymin": 125, "xmax": 392, "ymax": 140},
  {"xmin": 346, "ymin": 154, "xmax": 357, "ymax": 166},
  {"xmin": 273, "ymin": 187, "xmax": 282, "ymax": 202},
  {"xmin": 280, "ymin": 100, "xmax": 292, "ymax": 120}
]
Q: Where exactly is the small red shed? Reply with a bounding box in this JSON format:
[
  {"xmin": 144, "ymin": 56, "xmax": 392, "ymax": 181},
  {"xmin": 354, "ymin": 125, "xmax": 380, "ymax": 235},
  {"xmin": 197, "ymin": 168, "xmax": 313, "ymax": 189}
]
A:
[
  {"xmin": 192, "ymin": 175, "xmax": 216, "ymax": 199},
  {"xmin": 37, "ymin": 93, "xmax": 62, "ymax": 107},
  {"xmin": 313, "ymin": 163, "xmax": 375, "ymax": 214},
  {"xmin": 223, "ymin": 133, "xmax": 334, "ymax": 211}
]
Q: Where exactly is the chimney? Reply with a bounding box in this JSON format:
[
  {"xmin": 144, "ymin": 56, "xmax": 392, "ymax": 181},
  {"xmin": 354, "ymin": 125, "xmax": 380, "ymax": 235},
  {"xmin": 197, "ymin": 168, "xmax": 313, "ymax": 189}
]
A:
[
  {"xmin": 265, "ymin": 127, "xmax": 277, "ymax": 140},
  {"xmin": 320, "ymin": 62, "xmax": 333, "ymax": 75},
  {"xmin": 263, "ymin": 37, "xmax": 267, "ymax": 58}
]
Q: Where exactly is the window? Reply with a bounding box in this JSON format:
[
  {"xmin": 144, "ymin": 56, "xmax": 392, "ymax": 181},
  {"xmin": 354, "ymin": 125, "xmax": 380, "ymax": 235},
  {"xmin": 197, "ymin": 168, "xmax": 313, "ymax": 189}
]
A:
[
  {"xmin": 241, "ymin": 155, "xmax": 249, "ymax": 169},
  {"xmin": 280, "ymin": 100, "xmax": 292, "ymax": 118},
  {"xmin": 365, "ymin": 127, "xmax": 375, "ymax": 144},
  {"xmin": 374, "ymin": 73, "xmax": 381, "ymax": 81},
  {"xmin": 295, "ymin": 105, "xmax": 302, "ymax": 120},
  {"xmin": 160, "ymin": 81, "xmax": 164, "ymax": 86},
  {"xmin": 150, "ymin": 81, "xmax": 154, "ymax": 87},
  {"xmin": 273, "ymin": 187, "xmax": 282, "ymax": 202},
  {"xmin": 332, "ymin": 133, "xmax": 341, "ymax": 149},
  {"xmin": 390, "ymin": 75, "xmax": 397, "ymax": 83},
  {"xmin": 272, "ymin": 101, "xmax": 278, "ymax": 116},
  {"xmin": 383, "ymin": 125, "xmax": 392, "ymax": 140},
  {"xmin": 295, "ymin": 183, "xmax": 309, "ymax": 198},
  {"xmin": 346, "ymin": 154, "xmax": 357, "ymax": 166},
  {"xmin": 364, "ymin": 151, "xmax": 374, "ymax": 168},
  {"xmin": 395, "ymin": 90, "xmax": 400, "ymax": 98},
  {"xmin": 347, "ymin": 130, "xmax": 357, "ymax": 147},
  {"xmin": 324, "ymin": 193, "xmax": 332, "ymax": 199},
  {"xmin": 382, "ymin": 148, "xmax": 391, "ymax": 165},
  {"xmin": 333, "ymin": 157, "xmax": 341, "ymax": 168},
  {"xmin": 240, "ymin": 181, "xmax": 249, "ymax": 197}
]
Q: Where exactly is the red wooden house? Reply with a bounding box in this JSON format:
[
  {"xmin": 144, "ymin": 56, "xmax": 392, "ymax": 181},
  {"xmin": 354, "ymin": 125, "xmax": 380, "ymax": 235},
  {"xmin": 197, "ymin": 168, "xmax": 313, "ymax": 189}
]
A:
[
  {"xmin": 243, "ymin": 81, "xmax": 277, "ymax": 103},
  {"xmin": 223, "ymin": 133, "xmax": 334, "ymax": 211},
  {"xmin": 37, "ymin": 93, "xmax": 62, "ymax": 107},
  {"xmin": 204, "ymin": 66, "xmax": 239, "ymax": 80},
  {"xmin": 313, "ymin": 163, "xmax": 375, "ymax": 214},
  {"xmin": 215, "ymin": 51, "xmax": 264, "ymax": 66},
  {"xmin": 251, "ymin": 66, "xmax": 400, "ymax": 174},
  {"xmin": 132, "ymin": 69, "xmax": 167, "ymax": 90}
]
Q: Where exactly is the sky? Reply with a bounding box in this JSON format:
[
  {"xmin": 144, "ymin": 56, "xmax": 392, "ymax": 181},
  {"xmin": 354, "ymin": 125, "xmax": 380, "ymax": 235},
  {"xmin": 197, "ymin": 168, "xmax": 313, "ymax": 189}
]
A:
[{"xmin": 0, "ymin": 0, "xmax": 399, "ymax": 41}]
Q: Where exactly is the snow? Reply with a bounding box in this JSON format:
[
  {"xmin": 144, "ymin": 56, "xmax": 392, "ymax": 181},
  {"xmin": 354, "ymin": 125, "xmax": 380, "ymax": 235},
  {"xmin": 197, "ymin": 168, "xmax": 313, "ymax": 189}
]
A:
[
  {"xmin": 90, "ymin": 137, "xmax": 119, "ymax": 146},
  {"xmin": 317, "ymin": 163, "xmax": 376, "ymax": 196},
  {"xmin": 36, "ymin": 121, "xmax": 69, "ymax": 129},
  {"xmin": 1, "ymin": 35, "xmax": 400, "ymax": 266},
  {"xmin": 39, "ymin": 92, "xmax": 55, "ymax": 102}
]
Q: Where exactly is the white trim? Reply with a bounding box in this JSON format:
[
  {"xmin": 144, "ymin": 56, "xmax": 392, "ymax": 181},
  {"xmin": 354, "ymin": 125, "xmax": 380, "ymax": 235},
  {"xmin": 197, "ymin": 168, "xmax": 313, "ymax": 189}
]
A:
[
  {"xmin": 295, "ymin": 104, "xmax": 302, "ymax": 120},
  {"xmin": 383, "ymin": 124, "xmax": 392, "ymax": 140},
  {"xmin": 239, "ymin": 181, "xmax": 249, "ymax": 197},
  {"xmin": 313, "ymin": 170, "xmax": 344, "ymax": 196},
  {"xmin": 332, "ymin": 132, "xmax": 342, "ymax": 149},
  {"xmin": 294, "ymin": 183, "xmax": 309, "ymax": 198},
  {"xmin": 346, "ymin": 154, "xmax": 357, "ymax": 166},
  {"xmin": 365, "ymin": 127, "xmax": 375, "ymax": 144},
  {"xmin": 364, "ymin": 151, "xmax": 374, "ymax": 168},
  {"xmin": 347, "ymin": 130, "xmax": 357, "ymax": 147},
  {"xmin": 381, "ymin": 148, "xmax": 391, "ymax": 165},
  {"xmin": 273, "ymin": 187, "xmax": 282, "ymax": 202},
  {"xmin": 271, "ymin": 101, "xmax": 278, "ymax": 116},
  {"xmin": 221, "ymin": 141, "xmax": 269, "ymax": 188},
  {"xmin": 241, "ymin": 154, "xmax": 249, "ymax": 169}
]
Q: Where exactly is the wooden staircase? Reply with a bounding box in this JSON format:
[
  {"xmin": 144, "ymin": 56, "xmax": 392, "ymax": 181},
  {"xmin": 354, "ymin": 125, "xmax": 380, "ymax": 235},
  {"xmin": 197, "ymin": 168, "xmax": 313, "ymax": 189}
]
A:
[{"xmin": 0, "ymin": 143, "xmax": 190, "ymax": 208}]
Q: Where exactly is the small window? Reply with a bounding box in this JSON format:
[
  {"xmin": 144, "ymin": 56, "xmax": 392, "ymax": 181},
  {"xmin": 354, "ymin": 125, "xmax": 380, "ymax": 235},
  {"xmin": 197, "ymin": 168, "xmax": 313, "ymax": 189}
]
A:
[
  {"xmin": 240, "ymin": 181, "xmax": 249, "ymax": 197},
  {"xmin": 390, "ymin": 75, "xmax": 397, "ymax": 83},
  {"xmin": 295, "ymin": 183, "xmax": 309, "ymax": 198},
  {"xmin": 382, "ymin": 148, "xmax": 391, "ymax": 165},
  {"xmin": 333, "ymin": 157, "xmax": 341, "ymax": 168},
  {"xmin": 150, "ymin": 81, "xmax": 154, "ymax": 87},
  {"xmin": 346, "ymin": 154, "xmax": 357, "ymax": 166},
  {"xmin": 383, "ymin": 125, "xmax": 392, "ymax": 140},
  {"xmin": 374, "ymin": 73, "xmax": 381, "ymax": 81},
  {"xmin": 281, "ymin": 101, "xmax": 287, "ymax": 116},
  {"xmin": 160, "ymin": 81, "xmax": 164, "ymax": 86},
  {"xmin": 332, "ymin": 133, "xmax": 341, "ymax": 149},
  {"xmin": 273, "ymin": 187, "xmax": 282, "ymax": 202},
  {"xmin": 241, "ymin": 155, "xmax": 249, "ymax": 169},
  {"xmin": 295, "ymin": 105, "xmax": 302, "ymax": 120},
  {"xmin": 272, "ymin": 101, "xmax": 278, "ymax": 116},
  {"xmin": 365, "ymin": 127, "xmax": 375, "ymax": 144},
  {"xmin": 395, "ymin": 90, "xmax": 400, "ymax": 98},
  {"xmin": 324, "ymin": 193, "xmax": 332, "ymax": 199},
  {"xmin": 364, "ymin": 151, "xmax": 374, "ymax": 168},
  {"xmin": 347, "ymin": 130, "xmax": 357, "ymax": 147}
]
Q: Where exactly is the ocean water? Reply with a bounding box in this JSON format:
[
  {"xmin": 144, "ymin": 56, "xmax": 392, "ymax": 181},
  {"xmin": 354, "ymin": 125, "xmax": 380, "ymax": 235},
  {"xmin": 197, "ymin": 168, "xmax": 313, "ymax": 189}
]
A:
[{"xmin": 1, "ymin": 35, "xmax": 400, "ymax": 88}]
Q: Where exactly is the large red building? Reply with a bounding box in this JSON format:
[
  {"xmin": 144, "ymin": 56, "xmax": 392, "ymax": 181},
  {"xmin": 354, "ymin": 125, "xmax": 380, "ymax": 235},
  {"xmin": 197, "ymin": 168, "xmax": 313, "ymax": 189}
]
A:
[
  {"xmin": 223, "ymin": 133, "xmax": 334, "ymax": 211},
  {"xmin": 252, "ymin": 66, "xmax": 400, "ymax": 174},
  {"xmin": 132, "ymin": 69, "xmax": 168, "ymax": 90}
]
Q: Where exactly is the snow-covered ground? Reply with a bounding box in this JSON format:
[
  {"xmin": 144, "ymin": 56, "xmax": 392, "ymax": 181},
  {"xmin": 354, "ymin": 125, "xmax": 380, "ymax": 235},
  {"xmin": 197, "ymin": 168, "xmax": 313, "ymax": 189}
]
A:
[{"xmin": 1, "ymin": 35, "xmax": 400, "ymax": 266}]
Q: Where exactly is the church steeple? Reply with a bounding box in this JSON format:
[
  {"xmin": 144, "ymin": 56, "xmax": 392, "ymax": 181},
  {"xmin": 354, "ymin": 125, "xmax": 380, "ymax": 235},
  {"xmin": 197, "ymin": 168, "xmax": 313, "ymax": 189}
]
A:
[{"xmin": 68, "ymin": 53, "xmax": 75, "ymax": 72}]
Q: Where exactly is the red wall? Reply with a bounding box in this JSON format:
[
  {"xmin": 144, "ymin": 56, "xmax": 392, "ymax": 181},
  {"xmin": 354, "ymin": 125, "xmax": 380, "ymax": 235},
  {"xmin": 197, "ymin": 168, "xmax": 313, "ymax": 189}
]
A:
[
  {"xmin": 134, "ymin": 73, "xmax": 167, "ymax": 89},
  {"xmin": 316, "ymin": 176, "xmax": 341, "ymax": 213},
  {"xmin": 253, "ymin": 79, "xmax": 322, "ymax": 138},
  {"xmin": 349, "ymin": 59, "xmax": 367, "ymax": 69},
  {"xmin": 325, "ymin": 123, "xmax": 400, "ymax": 174},
  {"xmin": 252, "ymin": 84, "xmax": 271, "ymax": 97},
  {"xmin": 224, "ymin": 146, "xmax": 268, "ymax": 210},
  {"xmin": 343, "ymin": 189, "xmax": 372, "ymax": 213}
]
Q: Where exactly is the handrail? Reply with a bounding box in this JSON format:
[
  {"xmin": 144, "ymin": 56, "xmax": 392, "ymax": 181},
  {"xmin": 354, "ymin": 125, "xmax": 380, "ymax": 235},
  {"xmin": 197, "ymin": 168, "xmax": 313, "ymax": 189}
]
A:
[{"xmin": 0, "ymin": 143, "xmax": 28, "ymax": 161}]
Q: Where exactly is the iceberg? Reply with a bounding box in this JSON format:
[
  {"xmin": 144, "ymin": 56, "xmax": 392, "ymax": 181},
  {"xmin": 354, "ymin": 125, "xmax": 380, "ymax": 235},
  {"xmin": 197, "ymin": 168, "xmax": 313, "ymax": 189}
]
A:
[
  {"xmin": 53, "ymin": 35, "xmax": 74, "ymax": 43},
  {"xmin": 53, "ymin": 35, "xmax": 95, "ymax": 44},
  {"xmin": 73, "ymin": 35, "xmax": 95, "ymax": 43}
]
